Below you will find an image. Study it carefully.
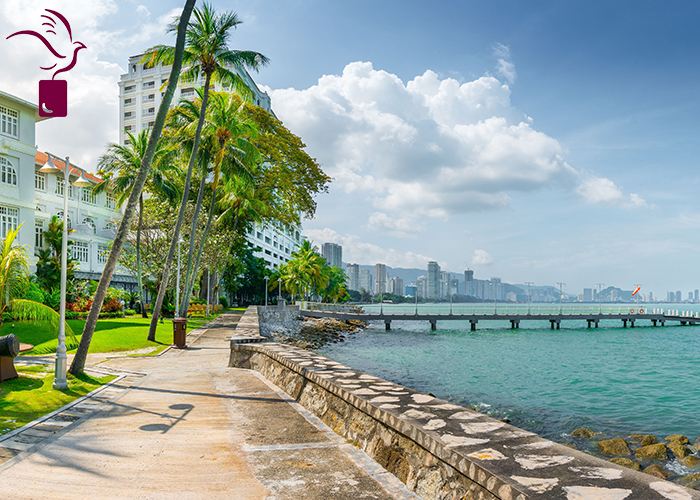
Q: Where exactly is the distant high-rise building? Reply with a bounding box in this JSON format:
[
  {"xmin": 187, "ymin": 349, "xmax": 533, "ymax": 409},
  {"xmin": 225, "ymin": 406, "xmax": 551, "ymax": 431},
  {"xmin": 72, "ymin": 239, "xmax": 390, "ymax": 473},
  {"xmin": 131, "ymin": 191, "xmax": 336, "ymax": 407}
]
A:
[
  {"xmin": 464, "ymin": 269, "xmax": 474, "ymax": 296},
  {"xmin": 649, "ymin": 291, "xmax": 653, "ymax": 302},
  {"xmin": 416, "ymin": 276, "xmax": 427, "ymax": 298},
  {"xmin": 321, "ymin": 242, "xmax": 342, "ymax": 268},
  {"xmin": 439, "ymin": 271, "xmax": 451, "ymax": 299},
  {"xmin": 390, "ymin": 277, "xmax": 404, "ymax": 296},
  {"xmin": 405, "ymin": 284, "xmax": 417, "ymax": 297},
  {"xmin": 346, "ymin": 263, "xmax": 360, "ymax": 292},
  {"xmin": 676, "ymin": 291, "xmax": 682, "ymax": 302},
  {"xmin": 583, "ymin": 288, "xmax": 593, "ymax": 302},
  {"xmin": 427, "ymin": 261, "xmax": 440, "ymax": 299},
  {"xmin": 695, "ymin": 289, "xmax": 699, "ymax": 301},
  {"xmin": 375, "ymin": 264, "xmax": 387, "ymax": 295},
  {"xmin": 491, "ymin": 277, "xmax": 503, "ymax": 301},
  {"xmin": 359, "ymin": 269, "xmax": 373, "ymax": 293},
  {"xmin": 689, "ymin": 291, "xmax": 694, "ymax": 302}
]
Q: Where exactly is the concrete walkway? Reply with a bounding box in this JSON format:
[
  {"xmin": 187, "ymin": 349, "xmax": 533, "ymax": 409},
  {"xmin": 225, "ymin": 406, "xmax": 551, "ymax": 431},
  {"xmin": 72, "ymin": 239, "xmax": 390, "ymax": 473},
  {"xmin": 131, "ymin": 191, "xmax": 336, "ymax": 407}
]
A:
[{"xmin": 0, "ymin": 312, "xmax": 418, "ymax": 500}]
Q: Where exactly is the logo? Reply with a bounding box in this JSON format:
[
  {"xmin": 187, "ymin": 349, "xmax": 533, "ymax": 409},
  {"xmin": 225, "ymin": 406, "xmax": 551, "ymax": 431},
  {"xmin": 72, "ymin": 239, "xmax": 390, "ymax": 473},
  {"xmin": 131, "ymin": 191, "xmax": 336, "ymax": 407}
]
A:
[{"xmin": 6, "ymin": 9, "xmax": 86, "ymax": 117}]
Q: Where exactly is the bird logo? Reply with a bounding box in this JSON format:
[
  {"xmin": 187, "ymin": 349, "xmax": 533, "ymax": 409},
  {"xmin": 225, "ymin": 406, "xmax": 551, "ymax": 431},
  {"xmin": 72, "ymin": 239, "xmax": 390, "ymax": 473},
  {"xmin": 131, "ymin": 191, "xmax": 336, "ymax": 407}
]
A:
[{"xmin": 6, "ymin": 9, "xmax": 86, "ymax": 117}]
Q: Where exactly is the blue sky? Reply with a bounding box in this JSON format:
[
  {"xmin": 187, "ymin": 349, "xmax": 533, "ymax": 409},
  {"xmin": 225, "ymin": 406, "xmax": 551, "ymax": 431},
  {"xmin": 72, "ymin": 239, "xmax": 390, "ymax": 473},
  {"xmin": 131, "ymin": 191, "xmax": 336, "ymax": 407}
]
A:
[{"xmin": 2, "ymin": 0, "xmax": 700, "ymax": 297}]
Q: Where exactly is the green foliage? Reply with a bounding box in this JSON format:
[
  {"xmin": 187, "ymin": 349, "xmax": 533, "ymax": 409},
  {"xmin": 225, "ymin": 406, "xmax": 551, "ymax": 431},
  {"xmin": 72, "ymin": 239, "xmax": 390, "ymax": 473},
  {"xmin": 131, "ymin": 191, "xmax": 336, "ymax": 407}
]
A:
[
  {"xmin": 35, "ymin": 216, "xmax": 77, "ymax": 292},
  {"xmin": 26, "ymin": 282, "xmax": 45, "ymax": 304},
  {"xmin": 221, "ymin": 245, "xmax": 269, "ymax": 305},
  {"xmin": 218, "ymin": 296, "xmax": 229, "ymax": 308}
]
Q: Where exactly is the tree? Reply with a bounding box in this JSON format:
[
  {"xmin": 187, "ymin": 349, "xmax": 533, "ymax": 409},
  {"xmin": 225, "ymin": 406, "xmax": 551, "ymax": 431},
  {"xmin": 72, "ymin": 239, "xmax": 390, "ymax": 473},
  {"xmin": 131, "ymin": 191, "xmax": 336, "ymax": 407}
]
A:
[
  {"xmin": 0, "ymin": 225, "xmax": 73, "ymax": 337},
  {"xmin": 144, "ymin": 1, "xmax": 269, "ymax": 338},
  {"xmin": 179, "ymin": 91, "xmax": 260, "ymax": 316},
  {"xmin": 320, "ymin": 266, "xmax": 348, "ymax": 303},
  {"xmin": 94, "ymin": 130, "xmax": 178, "ymax": 318},
  {"xmin": 69, "ymin": 0, "xmax": 196, "ymax": 375},
  {"xmin": 35, "ymin": 216, "xmax": 77, "ymax": 293},
  {"xmin": 276, "ymin": 241, "xmax": 327, "ymax": 302}
]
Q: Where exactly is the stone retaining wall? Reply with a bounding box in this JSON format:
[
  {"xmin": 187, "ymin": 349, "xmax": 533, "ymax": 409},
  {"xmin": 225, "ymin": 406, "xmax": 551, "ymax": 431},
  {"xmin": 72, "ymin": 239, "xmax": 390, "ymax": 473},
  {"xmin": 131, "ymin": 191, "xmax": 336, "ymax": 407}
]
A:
[{"xmin": 229, "ymin": 307, "xmax": 699, "ymax": 500}]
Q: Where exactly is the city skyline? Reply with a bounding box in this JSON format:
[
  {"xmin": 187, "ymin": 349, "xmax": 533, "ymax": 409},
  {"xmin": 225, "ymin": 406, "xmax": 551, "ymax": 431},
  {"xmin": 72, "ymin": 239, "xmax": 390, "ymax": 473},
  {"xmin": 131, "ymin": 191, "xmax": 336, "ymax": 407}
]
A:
[{"xmin": 3, "ymin": 1, "xmax": 700, "ymax": 293}]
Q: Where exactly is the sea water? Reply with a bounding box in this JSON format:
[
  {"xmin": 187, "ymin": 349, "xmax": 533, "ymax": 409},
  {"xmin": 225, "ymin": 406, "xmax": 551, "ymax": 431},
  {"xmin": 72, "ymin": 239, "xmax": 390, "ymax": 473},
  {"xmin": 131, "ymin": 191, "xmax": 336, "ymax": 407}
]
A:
[{"xmin": 317, "ymin": 303, "xmax": 700, "ymax": 444}]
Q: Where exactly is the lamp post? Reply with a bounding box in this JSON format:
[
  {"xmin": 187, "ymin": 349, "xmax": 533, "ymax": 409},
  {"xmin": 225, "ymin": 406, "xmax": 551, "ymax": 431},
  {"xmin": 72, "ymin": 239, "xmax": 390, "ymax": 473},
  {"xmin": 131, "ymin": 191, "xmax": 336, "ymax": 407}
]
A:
[
  {"xmin": 491, "ymin": 281, "xmax": 497, "ymax": 315},
  {"xmin": 556, "ymin": 282, "xmax": 566, "ymax": 315},
  {"xmin": 524, "ymin": 282, "xmax": 534, "ymax": 315},
  {"xmin": 264, "ymin": 275, "xmax": 269, "ymax": 307},
  {"xmin": 414, "ymin": 286, "xmax": 418, "ymax": 315},
  {"xmin": 449, "ymin": 279, "xmax": 453, "ymax": 315},
  {"xmin": 40, "ymin": 154, "xmax": 91, "ymax": 390},
  {"xmin": 596, "ymin": 283, "xmax": 605, "ymax": 314}
]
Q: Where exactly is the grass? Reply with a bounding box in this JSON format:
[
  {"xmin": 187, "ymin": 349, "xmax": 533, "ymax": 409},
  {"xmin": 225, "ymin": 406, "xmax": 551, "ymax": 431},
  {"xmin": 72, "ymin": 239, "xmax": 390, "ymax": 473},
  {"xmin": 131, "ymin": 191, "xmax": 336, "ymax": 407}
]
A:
[
  {"xmin": 1, "ymin": 308, "xmax": 243, "ymax": 356},
  {"xmin": 0, "ymin": 365, "xmax": 115, "ymax": 435}
]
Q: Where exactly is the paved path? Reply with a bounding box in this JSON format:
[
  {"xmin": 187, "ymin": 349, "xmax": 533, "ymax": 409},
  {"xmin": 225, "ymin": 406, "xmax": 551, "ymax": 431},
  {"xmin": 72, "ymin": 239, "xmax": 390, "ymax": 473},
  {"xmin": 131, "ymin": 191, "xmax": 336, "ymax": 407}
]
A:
[{"xmin": 0, "ymin": 313, "xmax": 417, "ymax": 500}]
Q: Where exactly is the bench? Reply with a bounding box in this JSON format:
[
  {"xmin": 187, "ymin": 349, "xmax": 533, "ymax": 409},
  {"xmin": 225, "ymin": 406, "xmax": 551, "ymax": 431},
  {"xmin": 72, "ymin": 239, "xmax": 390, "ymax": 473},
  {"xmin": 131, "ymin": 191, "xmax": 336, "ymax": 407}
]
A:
[{"xmin": 0, "ymin": 334, "xmax": 33, "ymax": 382}]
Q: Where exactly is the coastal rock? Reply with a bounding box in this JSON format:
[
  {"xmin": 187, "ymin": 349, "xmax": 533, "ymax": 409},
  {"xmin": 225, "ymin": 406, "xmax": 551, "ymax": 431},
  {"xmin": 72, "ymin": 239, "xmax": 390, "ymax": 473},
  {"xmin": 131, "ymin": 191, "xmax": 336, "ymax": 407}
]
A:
[
  {"xmin": 643, "ymin": 464, "xmax": 670, "ymax": 479},
  {"xmin": 678, "ymin": 472, "xmax": 700, "ymax": 490},
  {"xmin": 572, "ymin": 427, "xmax": 595, "ymax": 439},
  {"xmin": 598, "ymin": 438, "xmax": 631, "ymax": 456},
  {"xmin": 691, "ymin": 437, "xmax": 700, "ymax": 453},
  {"xmin": 667, "ymin": 442, "xmax": 692, "ymax": 458},
  {"xmin": 628, "ymin": 434, "xmax": 646, "ymax": 441},
  {"xmin": 640, "ymin": 435, "xmax": 658, "ymax": 447},
  {"xmin": 635, "ymin": 443, "xmax": 668, "ymax": 461},
  {"xmin": 680, "ymin": 455, "xmax": 700, "ymax": 468},
  {"xmin": 665, "ymin": 434, "xmax": 690, "ymax": 445},
  {"xmin": 608, "ymin": 457, "xmax": 641, "ymax": 471}
]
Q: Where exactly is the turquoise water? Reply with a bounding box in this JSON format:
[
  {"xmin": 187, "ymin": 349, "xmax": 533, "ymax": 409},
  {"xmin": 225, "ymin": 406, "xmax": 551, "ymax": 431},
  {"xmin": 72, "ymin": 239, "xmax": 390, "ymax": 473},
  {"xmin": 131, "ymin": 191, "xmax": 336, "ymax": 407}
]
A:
[{"xmin": 317, "ymin": 303, "xmax": 700, "ymax": 444}]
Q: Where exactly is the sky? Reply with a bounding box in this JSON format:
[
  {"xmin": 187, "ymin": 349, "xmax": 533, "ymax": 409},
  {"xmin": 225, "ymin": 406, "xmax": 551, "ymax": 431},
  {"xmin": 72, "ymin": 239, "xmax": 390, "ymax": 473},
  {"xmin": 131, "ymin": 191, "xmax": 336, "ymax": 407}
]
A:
[{"xmin": 1, "ymin": 0, "xmax": 700, "ymax": 297}]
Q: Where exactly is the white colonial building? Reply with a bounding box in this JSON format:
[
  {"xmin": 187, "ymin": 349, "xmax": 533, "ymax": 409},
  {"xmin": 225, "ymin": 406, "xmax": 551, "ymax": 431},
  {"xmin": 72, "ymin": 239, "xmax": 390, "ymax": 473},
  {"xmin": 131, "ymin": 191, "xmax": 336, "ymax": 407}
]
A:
[
  {"xmin": 0, "ymin": 90, "xmax": 135, "ymax": 290},
  {"xmin": 118, "ymin": 55, "xmax": 301, "ymax": 268}
]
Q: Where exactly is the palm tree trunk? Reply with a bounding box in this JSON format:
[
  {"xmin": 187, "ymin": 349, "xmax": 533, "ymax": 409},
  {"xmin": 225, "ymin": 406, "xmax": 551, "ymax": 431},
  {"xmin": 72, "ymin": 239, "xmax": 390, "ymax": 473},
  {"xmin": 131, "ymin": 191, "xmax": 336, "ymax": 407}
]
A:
[
  {"xmin": 69, "ymin": 0, "xmax": 195, "ymax": 375},
  {"xmin": 137, "ymin": 194, "xmax": 147, "ymax": 318},
  {"xmin": 148, "ymin": 71, "xmax": 213, "ymax": 340},
  {"xmin": 180, "ymin": 188, "xmax": 217, "ymax": 314},
  {"xmin": 178, "ymin": 173, "xmax": 206, "ymax": 317}
]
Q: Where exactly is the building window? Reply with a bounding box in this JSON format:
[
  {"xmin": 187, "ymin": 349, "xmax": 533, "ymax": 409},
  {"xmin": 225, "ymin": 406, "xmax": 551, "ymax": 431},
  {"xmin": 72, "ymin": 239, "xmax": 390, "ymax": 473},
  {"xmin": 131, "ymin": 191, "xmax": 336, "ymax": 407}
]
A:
[
  {"xmin": 124, "ymin": 98, "xmax": 133, "ymax": 105},
  {"xmin": 56, "ymin": 178, "xmax": 73, "ymax": 197},
  {"xmin": 71, "ymin": 241, "xmax": 89, "ymax": 263},
  {"xmin": 0, "ymin": 206, "xmax": 18, "ymax": 238},
  {"xmin": 35, "ymin": 171, "xmax": 46, "ymax": 191},
  {"xmin": 56, "ymin": 211, "xmax": 72, "ymax": 229},
  {"xmin": 124, "ymin": 125, "xmax": 133, "ymax": 131},
  {"xmin": 81, "ymin": 188, "xmax": 97, "ymax": 204},
  {"xmin": 124, "ymin": 111, "xmax": 133, "ymax": 119},
  {"xmin": 98, "ymin": 244, "xmax": 109, "ymax": 264},
  {"xmin": 35, "ymin": 220, "xmax": 44, "ymax": 254},
  {"xmin": 142, "ymin": 81, "xmax": 155, "ymax": 89},
  {"xmin": 256, "ymin": 231, "xmax": 262, "ymax": 239},
  {"xmin": 82, "ymin": 217, "xmax": 96, "ymax": 233},
  {"xmin": 265, "ymin": 236, "xmax": 271, "ymax": 244},
  {"xmin": 106, "ymin": 193, "xmax": 116, "ymax": 209},
  {"xmin": 0, "ymin": 106, "xmax": 19, "ymax": 138},
  {"xmin": 105, "ymin": 221, "xmax": 117, "ymax": 231},
  {"xmin": 0, "ymin": 157, "xmax": 17, "ymax": 186},
  {"xmin": 125, "ymin": 85, "xmax": 135, "ymax": 93}
]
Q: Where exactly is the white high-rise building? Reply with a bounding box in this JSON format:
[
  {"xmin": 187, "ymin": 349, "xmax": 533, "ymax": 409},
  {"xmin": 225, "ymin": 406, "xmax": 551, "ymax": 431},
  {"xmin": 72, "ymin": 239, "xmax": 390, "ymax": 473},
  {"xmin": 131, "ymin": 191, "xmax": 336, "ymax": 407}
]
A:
[
  {"xmin": 427, "ymin": 261, "xmax": 440, "ymax": 299},
  {"xmin": 322, "ymin": 242, "xmax": 342, "ymax": 268},
  {"xmin": 118, "ymin": 56, "xmax": 297, "ymax": 269},
  {"xmin": 375, "ymin": 263, "xmax": 387, "ymax": 295},
  {"xmin": 346, "ymin": 264, "xmax": 360, "ymax": 292},
  {"xmin": 359, "ymin": 269, "xmax": 373, "ymax": 293},
  {"xmin": 390, "ymin": 276, "xmax": 404, "ymax": 296},
  {"xmin": 0, "ymin": 90, "xmax": 134, "ymax": 289}
]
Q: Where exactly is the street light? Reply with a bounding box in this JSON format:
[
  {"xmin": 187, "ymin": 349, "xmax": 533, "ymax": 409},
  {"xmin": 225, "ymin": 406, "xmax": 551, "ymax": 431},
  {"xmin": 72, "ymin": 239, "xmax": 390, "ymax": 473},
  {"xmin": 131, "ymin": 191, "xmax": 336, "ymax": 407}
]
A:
[
  {"xmin": 491, "ymin": 281, "xmax": 497, "ymax": 315},
  {"xmin": 41, "ymin": 154, "xmax": 91, "ymax": 390},
  {"xmin": 524, "ymin": 282, "xmax": 534, "ymax": 315},
  {"xmin": 556, "ymin": 282, "xmax": 566, "ymax": 315},
  {"xmin": 264, "ymin": 275, "xmax": 269, "ymax": 306},
  {"xmin": 596, "ymin": 283, "xmax": 605, "ymax": 314}
]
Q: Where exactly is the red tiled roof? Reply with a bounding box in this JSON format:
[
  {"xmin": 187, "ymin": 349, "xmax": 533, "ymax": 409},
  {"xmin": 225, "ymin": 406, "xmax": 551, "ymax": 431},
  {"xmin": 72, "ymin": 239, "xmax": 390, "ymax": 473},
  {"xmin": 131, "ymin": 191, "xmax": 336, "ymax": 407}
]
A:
[{"xmin": 35, "ymin": 152, "xmax": 103, "ymax": 183}]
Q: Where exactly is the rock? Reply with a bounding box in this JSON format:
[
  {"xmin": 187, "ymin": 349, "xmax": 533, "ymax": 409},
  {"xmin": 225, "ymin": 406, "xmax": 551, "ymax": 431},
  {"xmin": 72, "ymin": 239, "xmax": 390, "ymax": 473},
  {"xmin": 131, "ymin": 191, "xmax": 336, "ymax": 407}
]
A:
[
  {"xmin": 680, "ymin": 456, "xmax": 700, "ymax": 468},
  {"xmin": 691, "ymin": 437, "xmax": 700, "ymax": 453},
  {"xmin": 635, "ymin": 443, "xmax": 668, "ymax": 461},
  {"xmin": 678, "ymin": 472, "xmax": 700, "ymax": 489},
  {"xmin": 572, "ymin": 427, "xmax": 595, "ymax": 438},
  {"xmin": 666, "ymin": 434, "xmax": 690, "ymax": 445},
  {"xmin": 598, "ymin": 438, "xmax": 631, "ymax": 456},
  {"xmin": 628, "ymin": 434, "xmax": 646, "ymax": 441},
  {"xmin": 608, "ymin": 457, "xmax": 641, "ymax": 471},
  {"xmin": 643, "ymin": 464, "xmax": 670, "ymax": 479},
  {"xmin": 640, "ymin": 435, "xmax": 657, "ymax": 447},
  {"xmin": 668, "ymin": 442, "xmax": 692, "ymax": 458}
]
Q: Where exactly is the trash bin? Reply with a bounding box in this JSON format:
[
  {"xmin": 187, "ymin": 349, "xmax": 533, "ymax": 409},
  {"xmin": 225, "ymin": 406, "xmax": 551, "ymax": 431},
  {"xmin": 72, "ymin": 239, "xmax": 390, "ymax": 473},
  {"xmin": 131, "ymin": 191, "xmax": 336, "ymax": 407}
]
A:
[{"xmin": 172, "ymin": 318, "xmax": 188, "ymax": 348}]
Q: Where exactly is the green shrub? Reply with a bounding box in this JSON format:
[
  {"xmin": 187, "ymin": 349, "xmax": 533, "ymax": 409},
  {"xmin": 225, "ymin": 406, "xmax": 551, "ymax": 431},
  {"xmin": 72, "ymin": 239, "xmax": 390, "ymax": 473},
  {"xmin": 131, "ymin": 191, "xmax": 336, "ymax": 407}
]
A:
[
  {"xmin": 25, "ymin": 282, "xmax": 45, "ymax": 303},
  {"xmin": 124, "ymin": 309, "xmax": 137, "ymax": 316},
  {"xmin": 218, "ymin": 296, "xmax": 229, "ymax": 308}
]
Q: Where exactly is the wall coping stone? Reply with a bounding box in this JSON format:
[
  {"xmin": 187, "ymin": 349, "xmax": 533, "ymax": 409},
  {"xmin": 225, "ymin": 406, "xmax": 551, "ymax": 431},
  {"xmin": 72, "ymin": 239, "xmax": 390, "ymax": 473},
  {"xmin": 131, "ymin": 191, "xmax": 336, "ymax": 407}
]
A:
[{"xmin": 229, "ymin": 306, "xmax": 700, "ymax": 500}]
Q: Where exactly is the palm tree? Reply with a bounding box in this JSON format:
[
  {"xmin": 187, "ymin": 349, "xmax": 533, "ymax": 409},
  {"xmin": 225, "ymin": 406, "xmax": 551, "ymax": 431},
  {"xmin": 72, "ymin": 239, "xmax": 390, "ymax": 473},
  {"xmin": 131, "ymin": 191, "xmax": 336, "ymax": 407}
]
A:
[
  {"xmin": 143, "ymin": 2, "xmax": 269, "ymax": 338},
  {"xmin": 69, "ymin": 0, "xmax": 196, "ymax": 375},
  {"xmin": 0, "ymin": 225, "xmax": 73, "ymax": 338},
  {"xmin": 179, "ymin": 91, "xmax": 260, "ymax": 316},
  {"xmin": 94, "ymin": 130, "xmax": 178, "ymax": 318}
]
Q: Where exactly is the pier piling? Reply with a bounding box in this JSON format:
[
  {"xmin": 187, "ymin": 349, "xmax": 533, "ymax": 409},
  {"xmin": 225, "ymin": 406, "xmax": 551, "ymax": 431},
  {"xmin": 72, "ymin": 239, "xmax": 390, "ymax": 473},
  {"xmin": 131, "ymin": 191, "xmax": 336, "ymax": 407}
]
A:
[
  {"xmin": 470, "ymin": 320, "xmax": 477, "ymax": 331},
  {"xmin": 430, "ymin": 320, "xmax": 437, "ymax": 331}
]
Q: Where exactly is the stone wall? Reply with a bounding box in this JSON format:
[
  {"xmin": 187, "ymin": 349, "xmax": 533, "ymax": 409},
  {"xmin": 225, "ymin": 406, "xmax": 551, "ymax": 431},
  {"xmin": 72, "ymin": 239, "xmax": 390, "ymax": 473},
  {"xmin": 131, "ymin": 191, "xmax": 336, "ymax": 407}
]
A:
[
  {"xmin": 257, "ymin": 305, "xmax": 300, "ymax": 325},
  {"xmin": 229, "ymin": 307, "xmax": 699, "ymax": 500}
]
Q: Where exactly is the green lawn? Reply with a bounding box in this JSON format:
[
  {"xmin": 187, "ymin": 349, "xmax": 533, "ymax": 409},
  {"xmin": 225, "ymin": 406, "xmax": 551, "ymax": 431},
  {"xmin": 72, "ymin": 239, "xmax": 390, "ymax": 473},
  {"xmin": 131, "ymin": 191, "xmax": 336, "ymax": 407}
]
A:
[
  {"xmin": 0, "ymin": 365, "xmax": 115, "ymax": 435},
  {"xmin": 1, "ymin": 309, "xmax": 242, "ymax": 356}
]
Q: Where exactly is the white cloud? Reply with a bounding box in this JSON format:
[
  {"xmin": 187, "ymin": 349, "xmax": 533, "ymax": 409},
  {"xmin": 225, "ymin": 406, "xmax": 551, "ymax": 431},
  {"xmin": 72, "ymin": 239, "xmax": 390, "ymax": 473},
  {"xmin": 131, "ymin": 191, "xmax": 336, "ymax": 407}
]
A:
[
  {"xmin": 472, "ymin": 249, "xmax": 493, "ymax": 266},
  {"xmin": 269, "ymin": 61, "xmax": 580, "ymax": 223},
  {"xmin": 577, "ymin": 176, "xmax": 655, "ymax": 209},
  {"xmin": 366, "ymin": 212, "xmax": 424, "ymax": 238},
  {"xmin": 304, "ymin": 228, "xmax": 435, "ymax": 269},
  {"xmin": 493, "ymin": 43, "xmax": 516, "ymax": 85}
]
